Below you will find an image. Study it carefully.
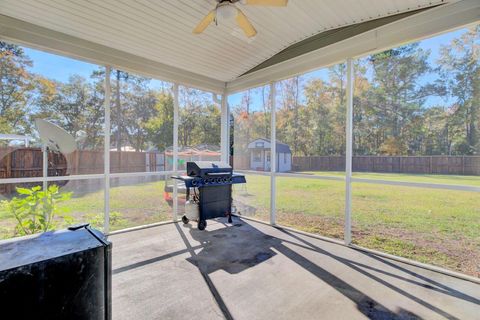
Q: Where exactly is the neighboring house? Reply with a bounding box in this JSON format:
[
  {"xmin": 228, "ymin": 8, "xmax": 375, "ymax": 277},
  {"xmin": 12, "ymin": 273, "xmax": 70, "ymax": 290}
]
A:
[{"xmin": 247, "ymin": 138, "xmax": 291, "ymax": 172}]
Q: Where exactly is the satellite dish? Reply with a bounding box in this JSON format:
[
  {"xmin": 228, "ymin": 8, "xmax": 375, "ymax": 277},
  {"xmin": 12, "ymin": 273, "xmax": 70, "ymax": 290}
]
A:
[{"xmin": 35, "ymin": 119, "xmax": 77, "ymax": 154}]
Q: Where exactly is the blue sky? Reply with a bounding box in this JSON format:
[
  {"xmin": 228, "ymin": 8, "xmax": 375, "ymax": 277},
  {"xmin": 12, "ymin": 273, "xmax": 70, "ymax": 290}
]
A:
[
  {"xmin": 23, "ymin": 27, "xmax": 468, "ymax": 110},
  {"xmin": 24, "ymin": 48, "xmax": 98, "ymax": 81}
]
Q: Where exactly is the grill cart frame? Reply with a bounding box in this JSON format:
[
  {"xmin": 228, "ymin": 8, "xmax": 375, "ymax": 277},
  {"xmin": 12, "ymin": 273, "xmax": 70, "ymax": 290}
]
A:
[{"xmin": 173, "ymin": 161, "xmax": 246, "ymax": 230}]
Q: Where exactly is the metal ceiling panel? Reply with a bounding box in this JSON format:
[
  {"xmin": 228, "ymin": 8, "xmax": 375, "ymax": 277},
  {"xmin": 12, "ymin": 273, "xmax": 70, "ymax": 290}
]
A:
[{"xmin": 0, "ymin": 0, "xmax": 447, "ymax": 82}]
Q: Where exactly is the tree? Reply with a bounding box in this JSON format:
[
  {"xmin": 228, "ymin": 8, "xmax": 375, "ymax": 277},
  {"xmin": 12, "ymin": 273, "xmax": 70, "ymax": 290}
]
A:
[
  {"xmin": 354, "ymin": 44, "xmax": 443, "ymax": 155},
  {"xmin": 235, "ymin": 89, "xmax": 252, "ymax": 154},
  {"xmin": 145, "ymin": 92, "xmax": 174, "ymax": 151},
  {"xmin": 232, "ymin": 87, "xmax": 272, "ymax": 159},
  {"xmin": 0, "ymin": 42, "xmax": 34, "ymax": 135},
  {"xmin": 108, "ymin": 70, "xmax": 158, "ymax": 151},
  {"xmin": 352, "ymin": 61, "xmax": 373, "ymax": 155},
  {"xmin": 178, "ymin": 87, "xmax": 203, "ymax": 147},
  {"xmin": 194, "ymin": 104, "xmax": 221, "ymax": 145},
  {"xmin": 302, "ymin": 78, "xmax": 330, "ymax": 156},
  {"xmin": 84, "ymin": 70, "xmax": 106, "ymax": 149},
  {"xmin": 178, "ymin": 87, "xmax": 221, "ymax": 148},
  {"xmin": 34, "ymin": 72, "xmax": 105, "ymax": 150},
  {"xmin": 278, "ymin": 76, "xmax": 308, "ymax": 155},
  {"xmin": 122, "ymin": 78, "xmax": 157, "ymax": 151},
  {"xmin": 439, "ymin": 25, "xmax": 480, "ymax": 155}
]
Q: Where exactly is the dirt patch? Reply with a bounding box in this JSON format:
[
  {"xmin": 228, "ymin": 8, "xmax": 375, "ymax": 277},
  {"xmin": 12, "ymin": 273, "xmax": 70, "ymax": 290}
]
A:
[
  {"xmin": 244, "ymin": 210, "xmax": 479, "ymax": 278},
  {"xmin": 276, "ymin": 212, "xmax": 344, "ymax": 240},
  {"xmin": 352, "ymin": 227, "xmax": 480, "ymax": 278}
]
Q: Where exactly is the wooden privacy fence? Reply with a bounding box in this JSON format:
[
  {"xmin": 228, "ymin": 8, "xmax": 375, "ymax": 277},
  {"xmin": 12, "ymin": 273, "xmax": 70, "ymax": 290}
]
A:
[
  {"xmin": 0, "ymin": 147, "xmax": 69, "ymax": 179},
  {"xmin": 0, "ymin": 147, "xmax": 166, "ymax": 194},
  {"xmin": 292, "ymin": 155, "xmax": 480, "ymax": 175},
  {"xmin": 232, "ymin": 155, "xmax": 250, "ymax": 170},
  {"xmin": 0, "ymin": 147, "xmax": 69, "ymax": 194},
  {"xmin": 0, "ymin": 146, "xmax": 223, "ymax": 195},
  {"xmin": 0, "ymin": 146, "xmax": 224, "ymax": 181}
]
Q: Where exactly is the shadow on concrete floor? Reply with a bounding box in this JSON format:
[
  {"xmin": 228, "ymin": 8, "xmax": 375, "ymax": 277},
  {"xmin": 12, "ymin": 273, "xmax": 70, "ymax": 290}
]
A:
[{"xmin": 113, "ymin": 219, "xmax": 478, "ymax": 320}]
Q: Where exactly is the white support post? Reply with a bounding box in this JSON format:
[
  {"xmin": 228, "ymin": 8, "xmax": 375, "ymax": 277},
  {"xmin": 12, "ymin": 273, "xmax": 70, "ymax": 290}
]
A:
[
  {"xmin": 269, "ymin": 82, "xmax": 277, "ymax": 225},
  {"xmin": 173, "ymin": 83, "xmax": 179, "ymax": 221},
  {"xmin": 104, "ymin": 66, "xmax": 111, "ymax": 233},
  {"xmin": 220, "ymin": 89, "xmax": 229, "ymax": 164},
  {"xmin": 344, "ymin": 58, "xmax": 354, "ymax": 245},
  {"xmin": 42, "ymin": 144, "xmax": 48, "ymax": 222}
]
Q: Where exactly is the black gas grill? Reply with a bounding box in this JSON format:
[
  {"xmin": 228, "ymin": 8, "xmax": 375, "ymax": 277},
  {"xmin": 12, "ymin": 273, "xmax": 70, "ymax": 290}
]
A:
[{"xmin": 173, "ymin": 161, "xmax": 246, "ymax": 230}]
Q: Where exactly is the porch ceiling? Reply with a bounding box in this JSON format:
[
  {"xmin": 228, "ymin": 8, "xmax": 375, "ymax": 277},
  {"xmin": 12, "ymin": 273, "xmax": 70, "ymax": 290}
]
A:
[{"xmin": 0, "ymin": 0, "xmax": 447, "ymax": 84}]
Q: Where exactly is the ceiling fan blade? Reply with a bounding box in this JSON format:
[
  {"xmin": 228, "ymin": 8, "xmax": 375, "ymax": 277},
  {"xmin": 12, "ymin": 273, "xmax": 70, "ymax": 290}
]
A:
[
  {"xmin": 236, "ymin": 8, "xmax": 257, "ymax": 38},
  {"xmin": 242, "ymin": 0, "xmax": 288, "ymax": 6},
  {"xmin": 193, "ymin": 10, "xmax": 216, "ymax": 34}
]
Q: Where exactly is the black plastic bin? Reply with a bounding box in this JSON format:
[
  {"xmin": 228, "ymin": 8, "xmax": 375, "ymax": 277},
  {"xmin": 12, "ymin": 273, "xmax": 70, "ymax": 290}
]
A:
[{"xmin": 0, "ymin": 225, "xmax": 112, "ymax": 320}]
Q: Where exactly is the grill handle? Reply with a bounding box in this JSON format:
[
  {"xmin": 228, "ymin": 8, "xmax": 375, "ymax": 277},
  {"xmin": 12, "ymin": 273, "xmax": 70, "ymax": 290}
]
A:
[{"xmin": 204, "ymin": 172, "xmax": 230, "ymax": 176}]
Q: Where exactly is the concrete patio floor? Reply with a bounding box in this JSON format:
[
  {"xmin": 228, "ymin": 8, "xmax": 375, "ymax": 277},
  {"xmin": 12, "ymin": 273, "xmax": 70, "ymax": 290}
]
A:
[{"xmin": 110, "ymin": 218, "xmax": 480, "ymax": 320}]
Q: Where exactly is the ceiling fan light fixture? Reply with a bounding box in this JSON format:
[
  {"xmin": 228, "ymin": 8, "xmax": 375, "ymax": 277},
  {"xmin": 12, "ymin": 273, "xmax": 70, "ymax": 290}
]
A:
[
  {"xmin": 216, "ymin": 3, "xmax": 237, "ymax": 22},
  {"xmin": 193, "ymin": 0, "xmax": 287, "ymax": 36}
]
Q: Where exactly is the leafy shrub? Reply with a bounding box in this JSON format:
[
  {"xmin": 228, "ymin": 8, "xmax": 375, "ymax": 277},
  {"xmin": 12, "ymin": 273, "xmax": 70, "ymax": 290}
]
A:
[
  {"xmin": 5, "ymin": 185, "xmax": 73, "ymax": 236},
  {"xmin": 84, "ymin": 211, "xmax": 128, "ymax": 230}
]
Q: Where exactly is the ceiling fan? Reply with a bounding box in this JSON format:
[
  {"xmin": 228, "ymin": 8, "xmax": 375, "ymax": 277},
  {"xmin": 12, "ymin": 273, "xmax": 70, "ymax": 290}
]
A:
[{"xmin": 193, "ymin": 0, "xmax": 288, "ymax": 38}]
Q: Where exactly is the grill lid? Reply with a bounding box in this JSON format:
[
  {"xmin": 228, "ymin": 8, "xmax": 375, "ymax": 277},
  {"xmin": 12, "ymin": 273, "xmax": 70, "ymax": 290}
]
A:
[{"xmin": 186, "ymin": 161, "xmax": 232, "ymax": 177}]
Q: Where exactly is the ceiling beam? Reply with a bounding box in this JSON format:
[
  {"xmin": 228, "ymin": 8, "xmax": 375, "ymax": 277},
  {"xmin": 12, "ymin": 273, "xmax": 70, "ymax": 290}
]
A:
[{"xmin": 0, "ymin": 14, "xmax": 226, "ymax": 94}]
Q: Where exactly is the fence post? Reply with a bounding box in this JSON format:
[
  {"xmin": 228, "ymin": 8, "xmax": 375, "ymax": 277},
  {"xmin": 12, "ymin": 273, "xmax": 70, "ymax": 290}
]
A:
[
  {"xmin": 6, "ymin": 149, "xmax": 12, "ymax": 194},
  {"xmin": 345, "ymin": 58, "xmax": 354, "ymax": 245},
  {"xmin": 75, "ymin": 151, "xmax": 80, "ymax": 175}
]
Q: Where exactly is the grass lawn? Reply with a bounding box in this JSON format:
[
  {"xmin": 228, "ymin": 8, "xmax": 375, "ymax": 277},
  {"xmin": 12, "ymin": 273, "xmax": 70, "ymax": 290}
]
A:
[
  {"xmin": 1, "ymin": 172, "xmax": 479, "ymax": 277},
  {"xmin": 233, "ymin": 172, "xmax": 480, "ymax": 277},
  {"xmin": 58, "ymin": 179, "xmax": 173, "ymax": 231},
  {"xmin": 0, "ymin": 179, "xmax": 173, "ymax": 238}
]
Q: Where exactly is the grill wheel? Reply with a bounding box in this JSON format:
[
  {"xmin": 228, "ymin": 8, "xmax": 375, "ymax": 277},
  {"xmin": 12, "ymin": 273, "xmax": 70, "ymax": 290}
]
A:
[{"xmin": 198, "ymin": 220, "xmax": 207, "ymax": 230}]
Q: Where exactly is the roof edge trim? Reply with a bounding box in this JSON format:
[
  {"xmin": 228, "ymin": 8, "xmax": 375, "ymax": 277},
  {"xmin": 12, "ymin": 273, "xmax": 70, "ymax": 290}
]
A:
[{"xmin": 242, "ymin": 6, "xmax": 437, "ymax": 76}]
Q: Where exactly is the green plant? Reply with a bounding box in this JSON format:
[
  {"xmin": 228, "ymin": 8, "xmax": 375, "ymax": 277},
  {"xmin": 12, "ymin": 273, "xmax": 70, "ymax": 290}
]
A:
[
  {"xmin": 5, "ymin": 185, "xmax": 73, "ymax": 236},
  {"xmin": 110, "ymin": 211, "xmax": 127, "ymax": 227},
  {"xmin": 84, "ymin": 211, "xmax": 128, "ymax": 229}
]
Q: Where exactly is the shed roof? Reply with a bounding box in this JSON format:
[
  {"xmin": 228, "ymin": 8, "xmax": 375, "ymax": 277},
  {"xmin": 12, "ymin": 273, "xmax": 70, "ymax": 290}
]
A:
[{"xmin": 248, "ymin": 138, "xmax": 291, "ymax": 154}]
